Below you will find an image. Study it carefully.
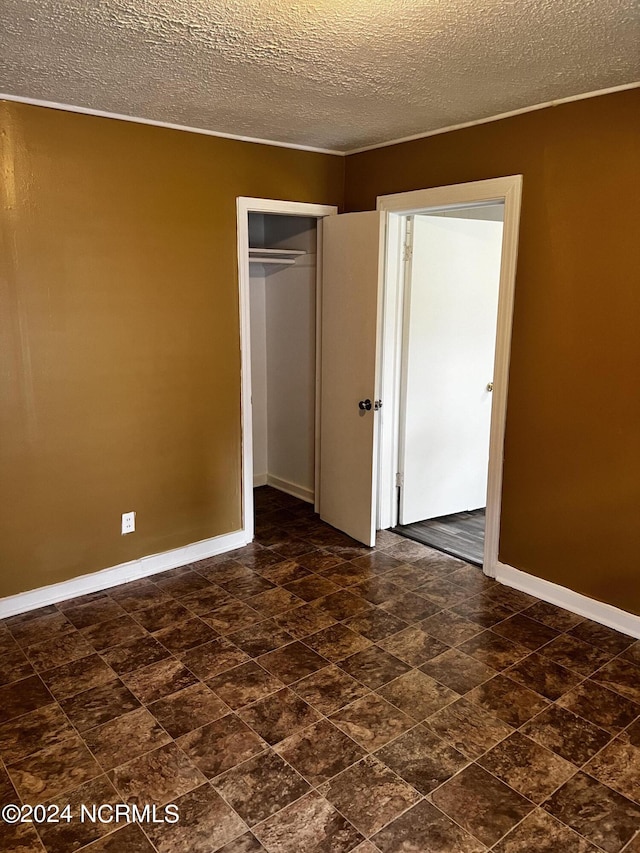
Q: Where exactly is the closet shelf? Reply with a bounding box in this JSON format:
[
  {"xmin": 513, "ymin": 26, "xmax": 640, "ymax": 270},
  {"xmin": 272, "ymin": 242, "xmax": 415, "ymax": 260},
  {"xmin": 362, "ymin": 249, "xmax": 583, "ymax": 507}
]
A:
[{"xmin": 249, "ymin": 247, "xmax": 306, "ymax": 265}]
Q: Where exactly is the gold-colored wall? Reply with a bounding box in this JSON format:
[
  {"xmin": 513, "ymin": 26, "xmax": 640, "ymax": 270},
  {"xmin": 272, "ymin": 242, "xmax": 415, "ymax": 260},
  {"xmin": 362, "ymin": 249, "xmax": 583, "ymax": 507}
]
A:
[
  {"xmin": 0, "ymin": 101, "xmax": 343, "ymax": 597},
  {"xmin": 345, "ymin": 89, "xmax": 640, "ymax": 614}
]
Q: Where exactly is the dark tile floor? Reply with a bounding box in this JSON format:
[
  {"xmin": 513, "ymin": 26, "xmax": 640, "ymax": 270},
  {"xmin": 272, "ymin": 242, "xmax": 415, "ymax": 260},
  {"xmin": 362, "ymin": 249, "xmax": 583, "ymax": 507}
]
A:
[{"xmin": 1, "ymin": 486, "xmax": 640, "ymax": 852}]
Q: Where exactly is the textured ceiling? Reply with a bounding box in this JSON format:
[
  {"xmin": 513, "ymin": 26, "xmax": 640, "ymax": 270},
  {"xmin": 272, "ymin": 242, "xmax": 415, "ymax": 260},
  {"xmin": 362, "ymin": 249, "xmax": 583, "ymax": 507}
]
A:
[{"xmin": 1, "ymin": 0, "xmax": 638, "ymax": 152}]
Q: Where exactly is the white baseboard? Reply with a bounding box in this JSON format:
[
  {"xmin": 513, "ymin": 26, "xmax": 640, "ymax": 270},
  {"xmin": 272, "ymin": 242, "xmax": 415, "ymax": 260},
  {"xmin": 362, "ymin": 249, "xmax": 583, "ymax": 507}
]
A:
[
  {"xmin": 0, "ymin": 529, "xmax": 251, "ymax": 619},
  {"xmin": 253, "ymin": 474, "xmax": 268, "ymax": 487},
  {"xmin": 496, "ymin": 561, "xmax": 640, "ymax": 640},
  {"xmin": 266, "ymin": 475, "xmax": 314, "ymax": 504}
]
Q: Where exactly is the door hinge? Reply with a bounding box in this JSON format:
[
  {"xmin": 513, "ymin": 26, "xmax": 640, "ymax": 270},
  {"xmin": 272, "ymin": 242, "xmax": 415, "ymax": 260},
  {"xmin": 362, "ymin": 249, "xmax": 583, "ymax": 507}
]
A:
[
  {"xmin": 402, "ymin": 241, "xmax": 413, "ymax": 262},
  {"xmin": 396, "ymin": 472, "xmax": 404, "ymax": 487},
  {"xmin": 402, "ymin": 217, "xmax": 414, "ymax": 262}
]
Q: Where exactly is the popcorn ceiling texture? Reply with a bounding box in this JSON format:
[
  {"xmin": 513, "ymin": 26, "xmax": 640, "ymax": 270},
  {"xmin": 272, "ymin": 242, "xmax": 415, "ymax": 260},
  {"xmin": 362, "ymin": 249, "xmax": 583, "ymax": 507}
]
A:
[{"xmin": 1, "ymin": 0, "xmax": 638, "ymax": 151}]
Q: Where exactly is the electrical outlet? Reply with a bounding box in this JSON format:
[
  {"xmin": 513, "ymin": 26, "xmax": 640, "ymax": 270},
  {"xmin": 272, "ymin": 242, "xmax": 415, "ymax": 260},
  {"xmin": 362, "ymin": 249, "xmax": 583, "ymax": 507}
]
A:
[{"xmin": 121, "ymin": 511, "xmax": 136, "ymax": 535}]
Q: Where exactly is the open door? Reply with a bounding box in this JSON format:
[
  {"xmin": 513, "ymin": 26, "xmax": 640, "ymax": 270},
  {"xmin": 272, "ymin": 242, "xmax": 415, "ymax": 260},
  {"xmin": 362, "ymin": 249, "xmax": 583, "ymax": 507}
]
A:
[
  {"xmin": 398, "ymin": 214, "xmax": 503, "ymax": 525},
  {"xmin": 319, "ymin": 211, "xmax": 385, "ymax": 546}
]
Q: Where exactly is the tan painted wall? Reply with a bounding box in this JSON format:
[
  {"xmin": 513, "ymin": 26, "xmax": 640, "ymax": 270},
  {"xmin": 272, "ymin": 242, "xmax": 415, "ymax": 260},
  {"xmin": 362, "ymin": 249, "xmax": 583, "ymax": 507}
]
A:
[
  {"xmin": 0, "ymin": 101, "xmax": 343, "ymax": 597},
  {"xmin": 345, "ymin": 89, "xmax": 640, "ymax": 615}
]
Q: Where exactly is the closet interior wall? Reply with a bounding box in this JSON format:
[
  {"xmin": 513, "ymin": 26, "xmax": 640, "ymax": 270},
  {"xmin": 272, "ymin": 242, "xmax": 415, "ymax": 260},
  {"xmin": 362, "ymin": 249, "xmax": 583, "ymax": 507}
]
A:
[{"xmin": 248, "ymin": 214, "xmax": 318, "ymax": 503}]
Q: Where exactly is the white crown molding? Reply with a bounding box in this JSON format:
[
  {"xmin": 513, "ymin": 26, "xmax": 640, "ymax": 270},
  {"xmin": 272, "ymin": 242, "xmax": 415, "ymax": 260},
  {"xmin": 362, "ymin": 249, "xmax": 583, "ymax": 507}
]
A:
[
  {"xmin": 0, "ymin": 529, "xmax": 250, "ymax": 618},
  {"xmin": 345, "ymin": 82, "xmax": 640, "ymax": 155},
  {"xmin": 2, "ymin": 83, "xmax": 638, "ymax": 159},
  {"xmin": 496, "ymin": 561, "xmax": 640, "ymax": 640},
  {"xmin": 0, "ymin": 92, "xmax": 344, "ymax": 156}
]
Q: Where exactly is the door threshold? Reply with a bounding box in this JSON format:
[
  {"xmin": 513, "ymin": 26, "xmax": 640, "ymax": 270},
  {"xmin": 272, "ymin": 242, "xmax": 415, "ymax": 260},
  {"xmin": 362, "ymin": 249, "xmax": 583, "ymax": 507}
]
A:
[{"xmin": 392, "ymin": 522, "xmax": 484, "ymax": 567}]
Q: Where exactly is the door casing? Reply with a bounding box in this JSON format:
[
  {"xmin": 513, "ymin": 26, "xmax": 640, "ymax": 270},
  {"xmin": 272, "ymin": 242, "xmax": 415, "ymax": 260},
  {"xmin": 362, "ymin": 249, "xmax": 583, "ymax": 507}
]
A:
[{"xmin": 376, "ymin": 176, "xmax": 523, "ymax": 578}]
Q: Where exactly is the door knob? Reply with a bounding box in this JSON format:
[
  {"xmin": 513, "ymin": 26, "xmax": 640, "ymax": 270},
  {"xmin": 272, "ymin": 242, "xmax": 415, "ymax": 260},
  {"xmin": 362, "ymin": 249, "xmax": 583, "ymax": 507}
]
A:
[
  {"xmin": 358, "ymin": 399, "xmax": 372, "ymax": 411},
  {"xmin": 486, "ymin": 382, "xmax": 494, "ymax": 392}
]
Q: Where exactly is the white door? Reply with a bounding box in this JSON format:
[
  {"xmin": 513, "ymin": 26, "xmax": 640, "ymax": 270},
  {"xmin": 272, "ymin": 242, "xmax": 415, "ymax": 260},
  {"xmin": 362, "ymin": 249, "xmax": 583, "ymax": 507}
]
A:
[
  {"xmin": 320, "ymin": 211, "xmax": 385, "ymax": 546},
  {"xmin": 399, "ymin": 215, "xmax": 503, "ymax": 525}
]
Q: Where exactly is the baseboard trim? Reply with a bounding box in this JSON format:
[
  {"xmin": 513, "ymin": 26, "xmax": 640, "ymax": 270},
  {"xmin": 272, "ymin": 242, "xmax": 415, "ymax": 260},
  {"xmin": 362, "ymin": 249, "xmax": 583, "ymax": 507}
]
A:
[
  {"xmin": 266, "ymin": 475, "xmax": 314, "ymax": 504},
  {"xmin": 0, "ymin": 529, "xmax": 251, "ymax": 619},
  {"xmin": 253, "ymin": 474, "xmax": 268, "ymax": 487},
  {"xmin": 496, "ymin": 561, "xmax": 640, "ymax": 640}
]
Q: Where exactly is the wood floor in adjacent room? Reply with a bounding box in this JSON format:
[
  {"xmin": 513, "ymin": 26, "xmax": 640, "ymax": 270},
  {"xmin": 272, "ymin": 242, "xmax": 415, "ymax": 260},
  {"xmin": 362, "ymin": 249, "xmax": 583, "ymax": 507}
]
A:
[
  {"xmin": 395, "ymin": 507, "xmax": 486, "ymax": 566},
  {"xmin": 1, "ymin": 486, "xmax": 640, "ymax": 852}
]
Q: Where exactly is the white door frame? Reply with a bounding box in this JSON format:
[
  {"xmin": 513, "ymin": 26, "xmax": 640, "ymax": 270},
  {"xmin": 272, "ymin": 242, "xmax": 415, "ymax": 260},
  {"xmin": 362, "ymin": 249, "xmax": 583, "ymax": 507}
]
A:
[
  {"xmin": 236, "ymin": 197, "xmax": 338, "ymax": 542},
  {"xmin": 376, "ymin": 176, "xmax": 523, "ymax": 577}
]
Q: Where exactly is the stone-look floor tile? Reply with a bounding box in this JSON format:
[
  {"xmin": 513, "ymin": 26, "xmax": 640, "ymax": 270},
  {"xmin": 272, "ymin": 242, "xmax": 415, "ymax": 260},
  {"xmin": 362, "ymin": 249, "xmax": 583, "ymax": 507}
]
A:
[
  {"xmin": 485, "ymin": 585, "xmax": 537, "ymax": 613},
  {"xmin": 9, "ymin": 611, "xmax": 76, "ymax": 648},
  {"xmin": 322, "ymin": 562, "xmax": 376, "ymax": 589},
  {"xmin": 284, "ymin": 575, "xmax": 342, "ymax": 601},
  {"xmin": 152, "ymin": 617, "xmax": 218, "ymax": 654},
  {"xmin": 60, "ymin": 680, "xmax": 141, "ymax": 732},
  {"xmin": 274, "ymin": 604, "xmax": 337, "ymax": 639},
  {"xmin": 179, "ymin": 637, "xmax": 250, "ymax": 680},
  {"xmin": 420, "ymin": 648, "xmax": 496, "ymax": 695},
  {"xmin": 586, "ymin": 734, "xmax": 640, "ymax": 804},
  {"xmin": 350, "ymin": 577, "xmax": 403, "ymax": 606},
  {"xmin": 80, "ymin": 823, "xmax": 156, "ymax": 852},
  {"xmin": 352, "ymin": 551, "xmax": 404, "ymax": 574},
  {"xmin": 204, "ymin": 601, "xmax": 263, "ymax": 634},
  {"xmin": 81, "ymin": 614, "xmax": 148, "ymax": 650},
  {"xmin": 198, "ymin": 558, "xmax": 254, "ymax": 585},
  {"xmin": 63, "ymin": 598, "xmax": 127, "ymax": 630},
  {"xmin": 259, "ymin": 642, "xmax": 328, "ymax": 684},
  {"xmin": 221, "ymin": 572, "xmax": 276, "ymax": 599},
  {"xmin": 339, "ymin": 646, "xmax": 410, "ymax": 690},
  {"xmin": 378, "ymin": 669, "xmax": 457, "ymax": 721},
  {"xmin": 207, "ymin": 661, "xmax": 283, "ymax": 709},
  {"xmin": 260, "ymin": 560, "xmax": 312, "ymax": 586},
  {"xmin": 154, "ymin": 570, "xmax": 212, "ymax": 599},
  {"xmin": 593, "ymin": 659, "xmax": 640, "ymax": 704},
  {"xmin": 0, "ymin": 763, "xmax": 18, "ymax": 807},
  {"xmin": 145, "ymin": 783, "xmax": 247, "ymax": 853},
  {"xmin": 479, "ymin": 730, "xmax": 576, "ymax": 803},
  {"xmin": 316, "ymin": 590, "xmax": 374, "ymax": 621},
  {"xmin": 248, "ymin": 588, "xmax": 303, "ymax": 617},
  {"xmin": 0, "ymin": 702, "xmax": 76, "ymax": 763},
  {"xmin": 297, "ymin": 550, "xmax": 346, "ymax": 573},
  {"xmin": 330, "ymin": 693, "xmax": 414, "ymax": 751},
  {"xmin": 121, "ymin": 657, "xmax": 198, "ymax": 703},
  {"xmin": 492, "ymin": 809, "xmax": 599, "ymax": 853},
  {"xmin": 238, "ymin": 687, "xmax": 321, "ymax": 745},
  {"xmin": 569, "ymin": 621, "xmax": 635, "ymax": 656},
  {"xmin": 412, "ymin": 551, "xmax": 467, "ymax": 575},
  {"xmin": 524, "ymin": 601, "xmax": 584, "ymax": 631},
  {"xmin": 218, "ymin": 832, "xmax": 267, "ymax": 853},
  {"xmin": 544, "ymin": 772, "xmax": 640, "ymax": 853},
  {"xmin": 149, "ymin": 682, "xmax": 228, "ymax": 738},
  {"xmin": 491, "ymin": 613, "xmax": 560, "ymax": 650},
  {"xmin": 319, "ymin": 755, "xmax": 421, "ymax": 837},
  {"xmin": 623, "ymin": 832, "xmax": 640, "ymax": 852},
  {"xmin": 380, "ymin": 592, "xmax": 440, "ymax": 623},
  {"xmin": 506, "ymin": 652, "xmax": 584, "ymax": 701},
  {"xmin": 108, "ymin": 741, "xmax": 205, "ymax": 806},
  {"xmin": 40, "ymin": 654, "xmax": 117, "ymax": 700},
  {"xmin": 0, "ymin": 647, "xmax": 34, "ymax": 686},
  {"xmin": 102, "ymin": 636, "xmax": 171, "ymax": 675},
  {"xmin": 276, "ymin": 719, "xmax": 366, "ymax": 786},
  {"xmin": 291, "ymin": 665, "xmax": 369, "ymax": 715},
  {"xmin": 375, "ymin": 724, "xmax": 468, "ymax": 795},
  {"xmin": 238, "ymin": 548, "xmax": 290, "ymax": 572},
  {"xmin": 415, "ymin": 576, "xmax": 470, "ymax": 609},
  {"xmin": 345, "ymin": 609, "xmax": 409, "ymax": 642},
  {"xmin": 522, "ymin": 704, "xmax": 612, "ymax": 765},
  {"xmin": 372, "ymin": 799, "xmax": 486, "ymax": 853},
  {"xmin": 25, "ymin": 631, "xmax": 94, "ymax": 672},
  {"xmin": 448, "ymin": 564, "xmax": 494, "ymax": 595},
  {"xmin": 384, "ymin": 538, "xmax": 435, "ymax": 564},
  {"xmin": 539, "ymin": 633, "xmax": 615, "ymax": 676},
  {"xmin": 379, "ymin": 626, "xmax": 449, "ymax": 666},
  {"xmin": 7, "ymin": 734, "xmax": 101, "ymax": 804},
  {"xmin": 253, "ymin": 790, "xmax": 364, "ymax": 853},
  {"xmin": 558, "ymin": 681, "xmax": 640, "ymax": 734},
  {"xmin": 424, "ymin": 696, "xmax": 513, "ymax": 759},
  {"xmin": 230, "ymin": 620, "xmax": 295, "ymax": 657},
  {"xmin": 178, "ymin": 713, "xmax": 266, "ymax": 778},
  {"xmin": 451, "ymin": 595, "xmax": 516, "ymax": 628},
  {"xmin": 83, "ymin": 707, "xmax": 171, "ymax": 771},
  {"xmin": 213, "ymin": 749, "xmax": 309, "ymax": 826},
  {"xmin": 108, "ymin": 580, "xmax": 172, "ymax": 613},
  {"xmin": 132, "ymin": 599, "xmax": 194, "ymax": 632},
  {"xmin": 35, "ymin": 775, "xmax": 121, "ymax": 853},
  {"xmin": 178, "ymin": 585, "xmax": 236, "ymax": 618},
  {"xmin": 350, "ymin": 844, "xmax": 379, "ymax": 853},
  {"xmin": 304, "ymin": 624, "xmax": 372, "ymax": 661},
  {"xmin": 431, "ymin": 762, "xmax": 534, "ymax": 848},
  {"xmin": 466, "ymin": 674, "xmax": 550, "ymax": 727},
  {"xmin": 459, "ymin": 631, "xmax": 529, "ymax": 670},
  {"xmin": 621, "ymin": 641, "xmax": 640, "ymax": 668},
  {"xmin": 421, "ymin": 610, "xmax": 483, "ymax": 646},
  {"xmin": 0, "ymin": 822, "xmax": 44, "ymax": 853}
]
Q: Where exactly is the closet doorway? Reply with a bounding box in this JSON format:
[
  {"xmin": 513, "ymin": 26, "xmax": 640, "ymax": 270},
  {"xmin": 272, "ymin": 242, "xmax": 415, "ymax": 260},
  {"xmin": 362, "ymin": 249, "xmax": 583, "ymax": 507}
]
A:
[{"xmin": 237, "ymin": 198, "xmax": 338, "ymax": 540}]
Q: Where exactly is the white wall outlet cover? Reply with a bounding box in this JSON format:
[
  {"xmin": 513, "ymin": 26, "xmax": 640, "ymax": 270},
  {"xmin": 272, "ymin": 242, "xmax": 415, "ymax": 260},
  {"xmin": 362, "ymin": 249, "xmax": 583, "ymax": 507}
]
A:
[{"xmin": 121, "ymin": 511, "xmax": 136, "ymax": 535}]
